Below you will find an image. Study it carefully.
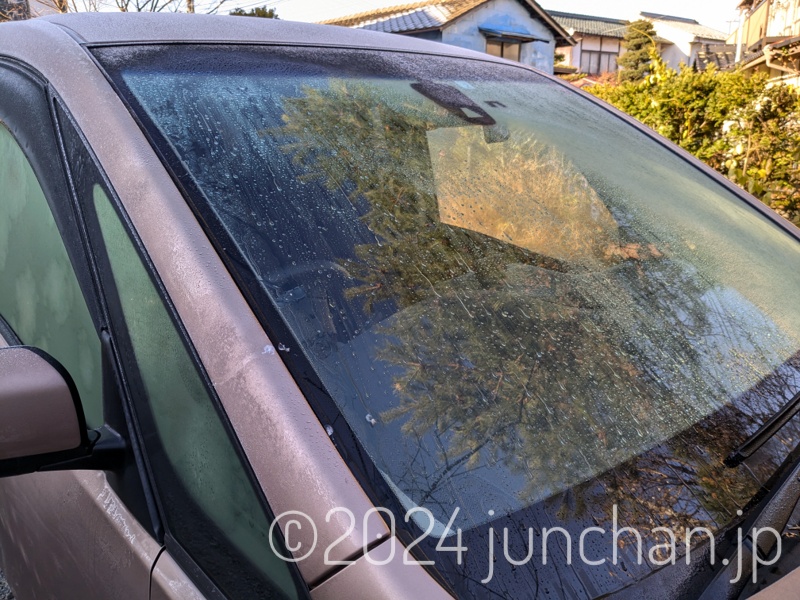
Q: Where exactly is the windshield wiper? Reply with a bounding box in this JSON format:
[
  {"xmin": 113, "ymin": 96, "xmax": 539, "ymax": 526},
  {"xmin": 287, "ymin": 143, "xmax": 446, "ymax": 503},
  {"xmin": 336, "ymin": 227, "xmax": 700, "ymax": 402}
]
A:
[
  {"xmin": 700, "ymin": 451, "xmax": 800, "ymax": 599},
  {"xmin": 725, "ymin": 389, "xmax": 800, "ymax": 467}
]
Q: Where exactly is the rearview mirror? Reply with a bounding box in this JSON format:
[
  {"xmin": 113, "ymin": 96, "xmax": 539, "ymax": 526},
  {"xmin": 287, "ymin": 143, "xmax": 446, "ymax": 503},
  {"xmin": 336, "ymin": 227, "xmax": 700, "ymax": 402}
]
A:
[{"xmin": 0, "ymin": 346, "xmax": 123, "ymax": 478}]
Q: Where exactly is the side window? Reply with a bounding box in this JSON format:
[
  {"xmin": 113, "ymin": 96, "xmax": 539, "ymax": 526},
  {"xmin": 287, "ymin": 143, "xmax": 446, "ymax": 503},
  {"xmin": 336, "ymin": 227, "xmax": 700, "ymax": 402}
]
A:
[
  {"xmin": 0, "ymin": 122, "xmax": 102, "ymax": 425},
  {"xmin": 93, "ymin": 184, "xmax": 301, "ymax": 598},
  {"xmin": 57, "ymin": 104, "xmax": 305, "ymax": 598}
]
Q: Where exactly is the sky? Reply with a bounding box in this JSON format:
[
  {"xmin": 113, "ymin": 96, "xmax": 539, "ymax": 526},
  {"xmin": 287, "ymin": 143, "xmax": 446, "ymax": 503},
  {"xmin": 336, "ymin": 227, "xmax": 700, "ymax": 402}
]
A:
[{"xmin": 243, "ymin": 0, "xmax": 741, "ymax": 34}]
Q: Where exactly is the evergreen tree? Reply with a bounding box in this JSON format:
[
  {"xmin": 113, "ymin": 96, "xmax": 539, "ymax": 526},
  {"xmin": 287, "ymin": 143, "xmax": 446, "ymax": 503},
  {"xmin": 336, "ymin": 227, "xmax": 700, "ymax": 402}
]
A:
[
  {"xmin": 617, "ymin": 19, "xmax": 657, "ymax": 82},
  {"xmin": 229, "ymin": 5, "xmax": 277, "ymax": 17}
]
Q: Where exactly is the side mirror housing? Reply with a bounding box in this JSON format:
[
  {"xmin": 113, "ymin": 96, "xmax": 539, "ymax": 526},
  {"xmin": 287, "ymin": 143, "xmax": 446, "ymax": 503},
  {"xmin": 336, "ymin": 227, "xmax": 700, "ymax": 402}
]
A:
[{"xmin": 0, "ymin": 346, "xmax": 123, "ymax": 478}]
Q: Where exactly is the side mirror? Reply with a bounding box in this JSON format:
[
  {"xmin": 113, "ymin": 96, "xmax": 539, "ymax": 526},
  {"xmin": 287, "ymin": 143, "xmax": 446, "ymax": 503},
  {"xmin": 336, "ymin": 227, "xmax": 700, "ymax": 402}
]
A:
[{"xmin": 0, "ymin": 346, "xmax": 123, "ymax": 478}]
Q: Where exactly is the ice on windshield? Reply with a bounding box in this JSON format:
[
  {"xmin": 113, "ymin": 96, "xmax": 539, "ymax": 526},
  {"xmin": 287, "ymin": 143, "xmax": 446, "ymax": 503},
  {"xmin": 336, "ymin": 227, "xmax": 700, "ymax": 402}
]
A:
[{"xmin": 113, "ymin": 50, "xmax": 800, "ymax": 535}]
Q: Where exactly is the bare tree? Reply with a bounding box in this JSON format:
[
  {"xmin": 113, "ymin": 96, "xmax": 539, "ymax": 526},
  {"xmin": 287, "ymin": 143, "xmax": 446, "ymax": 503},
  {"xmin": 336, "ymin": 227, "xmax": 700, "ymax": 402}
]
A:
[
  {"xmin": 32, "ymin": 0, "xmax": 227, "ymax": 15},
  {"xmin": 31, "ymin": 0, "xmax": 102, "ymax": 14},
  {"xmin": 0, "ymin": 0, "xmax": 30, "ymax": 21}
]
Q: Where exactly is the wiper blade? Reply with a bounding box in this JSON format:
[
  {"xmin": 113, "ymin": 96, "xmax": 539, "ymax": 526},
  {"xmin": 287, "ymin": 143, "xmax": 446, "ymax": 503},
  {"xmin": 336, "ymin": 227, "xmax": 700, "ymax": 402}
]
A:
[
  {"xmin": 700, "ymin": 451, "xmax": 800, "ymax": 599},
  {"xmin": 725, "ymin": 390, "xmax": 800, "ymax": 467}
]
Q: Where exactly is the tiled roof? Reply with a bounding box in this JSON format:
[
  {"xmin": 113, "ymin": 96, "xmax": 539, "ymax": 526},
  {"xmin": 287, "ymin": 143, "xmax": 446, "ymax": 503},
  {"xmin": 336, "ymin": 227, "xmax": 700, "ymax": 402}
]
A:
[
  {"xmin": 321, "ymin": 0, "xmax": 574, "ymax": 44},
  {"xmin": 321, "ymin": 0, "xmax": 469, "ymax": 31},
  {"xmin": 771, "ymin": 35, "xmax": 800, "ymax": 51},
  {"xmin": 696, "ymin": 43, "xmax": 737, "ymax": 70},
  {"xmin": 739, "ymin": 35, "xmax": 800, "ymax": 69},
  {"xmin": 641, "ymin": 12, "xmax": 727, "ymax": 41},
  {"xmin": 547, "ymin": 10, "xmax": 628, "ymax": 39}
]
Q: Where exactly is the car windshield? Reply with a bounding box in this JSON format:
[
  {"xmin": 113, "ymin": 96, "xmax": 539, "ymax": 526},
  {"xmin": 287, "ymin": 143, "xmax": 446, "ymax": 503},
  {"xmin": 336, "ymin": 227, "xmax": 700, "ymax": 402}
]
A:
[{"xmin": 95, "ymin": 44, "xmax": 800, "ymax": 596}]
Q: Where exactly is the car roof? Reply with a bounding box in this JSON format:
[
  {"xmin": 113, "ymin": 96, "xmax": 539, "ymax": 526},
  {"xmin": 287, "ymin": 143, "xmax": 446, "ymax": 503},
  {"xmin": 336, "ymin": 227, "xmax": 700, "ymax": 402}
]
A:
[{"xmin": 5, "ymin": 12, "xmax": 504, "ymax": 63}]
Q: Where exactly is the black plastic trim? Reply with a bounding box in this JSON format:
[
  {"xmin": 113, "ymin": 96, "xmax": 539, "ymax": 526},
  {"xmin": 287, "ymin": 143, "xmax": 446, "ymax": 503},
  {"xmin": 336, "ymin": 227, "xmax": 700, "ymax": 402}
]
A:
[
  {"xmin": 53, "ymin": 94, "xmax": 164, "ymax": 539},
  {"xmin": 164, "ymin": 535, "xmax": 227, "ymax": 600}
]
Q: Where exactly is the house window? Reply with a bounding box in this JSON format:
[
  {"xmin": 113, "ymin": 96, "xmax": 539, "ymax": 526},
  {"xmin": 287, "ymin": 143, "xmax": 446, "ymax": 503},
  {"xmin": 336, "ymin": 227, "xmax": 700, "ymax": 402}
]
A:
[
  {"xmin": 486, "ymin": 39, "xmax": 521, "ymax": 62},
  {"xmin": 580, "ymin": 51, "xmax": 619, "ymax": 74}
]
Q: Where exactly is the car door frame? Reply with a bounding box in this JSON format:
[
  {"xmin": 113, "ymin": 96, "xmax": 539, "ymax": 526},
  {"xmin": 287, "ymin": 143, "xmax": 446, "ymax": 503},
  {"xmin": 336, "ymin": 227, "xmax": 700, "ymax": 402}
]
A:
[
  {"xmin": 0, "ymin": 56, "xmax": 162, "ymax": 600},
  {"xmin": 54, "ymin": 96, "xmax": 313, "ymax": 599}
]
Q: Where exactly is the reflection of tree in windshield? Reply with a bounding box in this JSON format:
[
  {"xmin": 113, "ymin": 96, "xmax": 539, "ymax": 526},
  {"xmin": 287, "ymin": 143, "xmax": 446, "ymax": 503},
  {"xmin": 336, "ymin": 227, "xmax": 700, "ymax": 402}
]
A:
[
  {"xmin": 278, "ymin": 79, "xmax": 799, "ymax": 539},
  {"xmin": 281, "ymin": 81, "xmax": 566, "ymax": 311},
  {"xmin": 429, "ymin": 126, "xmax": 622, "ymax": 268},
  {"xmin": 102, "ymin": 43, "xmax": 800, "ymax": 595}
]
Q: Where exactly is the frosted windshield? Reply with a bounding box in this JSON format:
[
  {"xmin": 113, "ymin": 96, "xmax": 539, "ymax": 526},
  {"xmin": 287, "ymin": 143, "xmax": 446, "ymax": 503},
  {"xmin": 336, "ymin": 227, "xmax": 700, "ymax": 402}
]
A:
[{"xmin": 110, "ymin": 48, "xmax": 800, "ymax": 533}]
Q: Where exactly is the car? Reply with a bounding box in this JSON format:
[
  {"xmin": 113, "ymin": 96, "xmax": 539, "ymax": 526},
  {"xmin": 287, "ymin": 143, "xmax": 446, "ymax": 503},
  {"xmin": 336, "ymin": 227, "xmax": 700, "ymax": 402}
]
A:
[{"xmin": 2, "ymin": 11, "xmax": 800, "ymax": 600}]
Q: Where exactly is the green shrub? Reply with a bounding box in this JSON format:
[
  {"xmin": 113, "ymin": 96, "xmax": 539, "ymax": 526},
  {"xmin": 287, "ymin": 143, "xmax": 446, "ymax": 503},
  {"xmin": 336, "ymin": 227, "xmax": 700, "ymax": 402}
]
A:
[{"xmin": 590, "ymin": 51, "xmax": 800, "ymax": 224}]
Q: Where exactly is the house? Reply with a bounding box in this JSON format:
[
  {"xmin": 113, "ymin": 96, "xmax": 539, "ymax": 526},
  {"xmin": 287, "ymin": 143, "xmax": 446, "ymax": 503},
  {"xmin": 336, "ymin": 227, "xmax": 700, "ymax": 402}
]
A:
[
  {"xmin": 545, "ymin": 8, "xmax": 727, "ymax": 77},
  {"xmin": 548, "ymin": 11, "xmax": 628, "ymax": 75},
  {"xmin": 321, "ymin": 0, "xmax": 575, "ymax": 75},
  {"xmin": 639, "ymin": 12, "xmax": 728, "ymax": 70},
  {"xmin": 695, "ymin": 43, "xmax": 738, "ymax": 70},
  {"xmin": 727, "ymin": 0, "xmax": 800, "ymax": 84}
]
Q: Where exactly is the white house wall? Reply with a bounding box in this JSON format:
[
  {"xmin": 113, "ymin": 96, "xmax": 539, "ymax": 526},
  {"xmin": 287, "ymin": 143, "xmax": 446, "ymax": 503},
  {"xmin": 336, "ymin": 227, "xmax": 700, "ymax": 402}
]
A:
[
  {"xmin": 765, "ymin": 0, "xmax": 800, "ymax": 37},
  {"xmin": 659, "ymin": 40, "xmax": 689, "ymax": 68},
  {"xmin": 441, "ymin": 0, "xmax": 556, "ymax": 73},
  {"xmin": 648, "ymin": 22, "xmax": 695, "ymax": 68}
]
